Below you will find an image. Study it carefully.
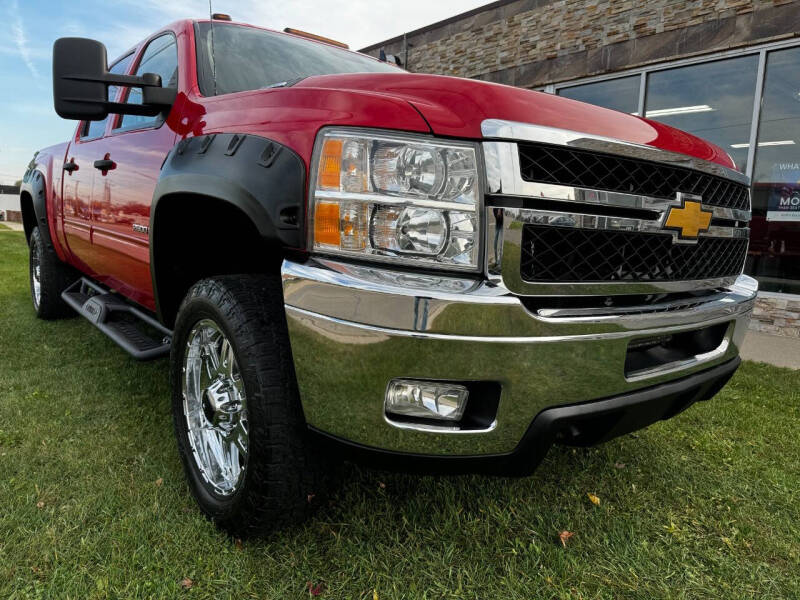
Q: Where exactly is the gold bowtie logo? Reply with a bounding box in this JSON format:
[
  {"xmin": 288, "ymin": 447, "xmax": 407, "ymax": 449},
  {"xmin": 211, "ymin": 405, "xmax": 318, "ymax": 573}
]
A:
[{"xmin": 665, "ymin": 198, "xmax": 712, "ymax": 239}]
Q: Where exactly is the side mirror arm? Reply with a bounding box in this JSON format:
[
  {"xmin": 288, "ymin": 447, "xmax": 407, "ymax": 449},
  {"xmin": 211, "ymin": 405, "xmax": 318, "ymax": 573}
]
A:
[{"xmin": 57, "ymin": 71, "xmax": 177, "ymax": 116}]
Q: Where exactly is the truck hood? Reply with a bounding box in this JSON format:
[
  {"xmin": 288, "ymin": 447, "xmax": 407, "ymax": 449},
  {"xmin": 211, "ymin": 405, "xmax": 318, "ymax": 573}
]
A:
[{"xmin": 294, "ymin": 72, "xmax": 736, "ymax": 170}]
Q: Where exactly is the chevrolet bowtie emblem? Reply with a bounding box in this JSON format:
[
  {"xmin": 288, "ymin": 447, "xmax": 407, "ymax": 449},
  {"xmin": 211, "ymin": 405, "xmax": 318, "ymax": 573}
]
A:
[{"xmin": 664, "ymin": 195, "xmax": 712, "ymax": 240}]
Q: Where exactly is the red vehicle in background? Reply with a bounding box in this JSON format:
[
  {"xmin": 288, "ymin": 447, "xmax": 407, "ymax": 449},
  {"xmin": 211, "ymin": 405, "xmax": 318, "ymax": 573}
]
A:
[{"xmin": 21, "ymin": 16, "xmax": 756, "ymax": 535}]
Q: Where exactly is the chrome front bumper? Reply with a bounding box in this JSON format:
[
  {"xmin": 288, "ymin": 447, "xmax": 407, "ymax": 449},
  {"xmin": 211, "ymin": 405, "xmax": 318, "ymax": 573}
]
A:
[{"xmin": 282, "ymin": 257, "xmax": 757, "ymax": 456}]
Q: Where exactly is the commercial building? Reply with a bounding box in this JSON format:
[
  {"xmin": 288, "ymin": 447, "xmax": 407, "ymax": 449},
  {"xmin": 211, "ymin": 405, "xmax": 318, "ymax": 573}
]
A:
[
  {"xmin": 363, "ymin": 0, "xmax": 800, "ymax": 336},
  {"xmin": 0, "ymin": 184, "xmax": 21, "ymax": 222}
]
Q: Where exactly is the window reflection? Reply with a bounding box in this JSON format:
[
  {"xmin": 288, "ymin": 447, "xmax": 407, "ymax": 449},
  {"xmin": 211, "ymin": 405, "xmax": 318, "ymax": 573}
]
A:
[
  {"xmin": 80, "ymin": 54, "xmax": 134, "ymax": 139},
  {"xmin": 558, "ymin": 75, "xmax": 640, "ymax": 115},
  {"xmin": 747, "ymin": 47, "xmax": 800, "ymax": 294},
  {"xmin": 645, "ymin": 56, "xmax": 759, "ymax": 172},
  {"xmin": 118, "ymin": 35, "xmax": 178, "ymax": 130}
]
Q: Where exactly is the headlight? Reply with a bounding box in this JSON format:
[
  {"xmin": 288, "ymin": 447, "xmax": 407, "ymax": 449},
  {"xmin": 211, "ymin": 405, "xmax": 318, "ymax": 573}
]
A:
[{"xmin": 309, "ymin": 129, "xmax": 481, "ymax": 271}]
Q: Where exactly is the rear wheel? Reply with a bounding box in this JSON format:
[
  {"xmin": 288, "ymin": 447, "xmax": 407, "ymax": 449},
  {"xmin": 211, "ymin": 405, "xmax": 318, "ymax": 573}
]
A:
[
  {"xmin": 29, "ymin": 226, "xmax": 76, "ymax": 319},
  {"xmin": 170, "ymin": 275, "xmax": 326, "ymax": 536}
]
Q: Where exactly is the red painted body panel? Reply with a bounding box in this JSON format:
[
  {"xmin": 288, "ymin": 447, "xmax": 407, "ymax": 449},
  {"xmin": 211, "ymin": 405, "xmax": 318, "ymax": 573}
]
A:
[
  {"xmin": 40, "ymin": 18, "xmax": 740, "ymax": 316},
  {"xmin": 292, "ymin": 73, "xmax": 736, "ymax": 169}
]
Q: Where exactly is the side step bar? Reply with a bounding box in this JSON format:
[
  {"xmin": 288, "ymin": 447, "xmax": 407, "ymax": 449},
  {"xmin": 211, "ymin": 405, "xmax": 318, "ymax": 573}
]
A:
[{"xmin": 62, "ymin": 278, "xmax": 172, "ymax": 360}]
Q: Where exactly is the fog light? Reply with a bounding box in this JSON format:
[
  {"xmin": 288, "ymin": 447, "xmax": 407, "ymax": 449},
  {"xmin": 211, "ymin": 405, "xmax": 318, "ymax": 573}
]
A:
[{"xmin": 385, "ymin": 379, "xmax": 468, "ymax": 421}]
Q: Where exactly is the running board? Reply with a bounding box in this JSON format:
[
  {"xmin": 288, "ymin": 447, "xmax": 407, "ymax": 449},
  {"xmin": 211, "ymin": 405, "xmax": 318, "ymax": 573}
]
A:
[{"xmin": 62, "ymin": 278, "xmax": 172, "ymax": 360}]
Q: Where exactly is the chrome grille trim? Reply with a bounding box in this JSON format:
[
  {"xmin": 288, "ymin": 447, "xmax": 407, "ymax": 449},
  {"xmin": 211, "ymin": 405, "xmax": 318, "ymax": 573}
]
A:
[
  {"xmin": 509, "ymin": 207, "xmax": 749, "ymax": 242},
  {"xmin": 481, "ymin": 119, "xmax": 751, "ymax": 186},
  {"xmin": 483, "ymin": 141, "xmax": 752, "ymax": 223}
]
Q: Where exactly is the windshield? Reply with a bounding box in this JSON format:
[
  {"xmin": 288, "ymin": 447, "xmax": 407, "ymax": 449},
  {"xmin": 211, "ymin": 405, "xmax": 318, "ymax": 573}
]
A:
[{"xmin": 195, "ymin": 22, "xmax": 401, "ymax": 96}]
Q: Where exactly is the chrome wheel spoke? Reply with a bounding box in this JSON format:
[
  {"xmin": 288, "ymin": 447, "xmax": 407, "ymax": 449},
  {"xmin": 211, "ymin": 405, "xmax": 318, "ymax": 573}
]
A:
[
  {"xmin": 220, "ymin": 338, "xmax": 236, "ymax": 379},
  {"xmin": 223, "ymin": 419, "xmax": 249, "ymax": 455},
  {"xmin": 182, "ymin": 319, "xmax": 248, "ymax": 496},
  {"xmin": 202, "ymin": 328, "xmax": 222, "ymax": 378},
  {"xmin": 31, "ymin": 241, "xmax": 42, "ymax": 307}
]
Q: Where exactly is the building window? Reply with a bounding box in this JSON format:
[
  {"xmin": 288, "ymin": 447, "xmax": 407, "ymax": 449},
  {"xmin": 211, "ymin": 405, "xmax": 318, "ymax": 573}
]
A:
[
  {"xmin": 644, "ymin": 55, "xmax": 759, "ymax": 173},
  {"xmin": 747, "ymin": 46, "xmax": 800, "ymax": 294},
  {"xmin": 557, "ymin": 75, "xmax": 640, "ymax": 115}
]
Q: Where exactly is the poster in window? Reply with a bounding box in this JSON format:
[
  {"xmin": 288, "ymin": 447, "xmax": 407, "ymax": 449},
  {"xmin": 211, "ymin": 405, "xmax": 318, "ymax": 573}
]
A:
[{"xmin": 766, "ymin": 163, "xmax": 800, "ymax": 222}]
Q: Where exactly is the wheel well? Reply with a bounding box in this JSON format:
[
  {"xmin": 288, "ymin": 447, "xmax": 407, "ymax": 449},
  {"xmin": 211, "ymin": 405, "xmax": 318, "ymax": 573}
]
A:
[
  {"xmin": 152, "ymin": 195, "xmax": 281, "ymax": 328},
  {"xmin": 20, "ymin": 191, "xmax": 36, "ymax": 243}
]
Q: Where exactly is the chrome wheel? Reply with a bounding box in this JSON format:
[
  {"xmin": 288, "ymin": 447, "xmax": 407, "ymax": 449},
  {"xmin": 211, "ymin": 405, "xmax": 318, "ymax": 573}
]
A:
[
  {"xmin": 182, "ymin": 319, "xmax": 248, "ymax": 496},
  {"xmin": 31, "ymin": 239, "xmax": 41, "ymax": 309}
]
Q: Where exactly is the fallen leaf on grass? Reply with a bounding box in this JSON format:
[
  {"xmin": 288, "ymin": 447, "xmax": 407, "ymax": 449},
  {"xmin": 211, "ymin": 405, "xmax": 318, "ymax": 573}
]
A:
[
  {"xmin": 378, "ymin": 482, "xmax": 386, "ymax": 490},
  {"xmin": 36, "ymin": 501, "xmax": 44, "ymax": 509},
  {"xmin": 306, "ymin": 581, "xmax": 324, "ymax": 596},
  {"xmin": 155, "ymin": 478, "xmax": 164, "ymax": 487},
  {"xmin": 559, "ymin": 531, "xmax": 574, "ymax": 547},
  {"xmin": 180, "ymin": 577, "xmax": 193, "ymax": 589},
  {"xmin": 722, "ymin": 536, "xmax": 734, "ymax": 550},
  {"xmin": 614, "ymin": 462, "xmax": 626, "ymax": 469},
  {"xmin": 587, "ymin": 493, "xmax": 601, "ymax": 506}
]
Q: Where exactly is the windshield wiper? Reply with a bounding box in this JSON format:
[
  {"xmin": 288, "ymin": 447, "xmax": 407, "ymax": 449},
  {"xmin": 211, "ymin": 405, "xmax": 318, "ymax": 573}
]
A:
[{"xmin": 262, "ymin": 77, "xmax": 306, "ymax": 89}]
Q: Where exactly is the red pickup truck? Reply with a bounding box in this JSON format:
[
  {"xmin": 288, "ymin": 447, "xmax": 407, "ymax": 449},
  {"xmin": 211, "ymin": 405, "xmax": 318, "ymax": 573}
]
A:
[{"xmin": 21, "ymin": 16, "xmax": 757, "ymax": 535}]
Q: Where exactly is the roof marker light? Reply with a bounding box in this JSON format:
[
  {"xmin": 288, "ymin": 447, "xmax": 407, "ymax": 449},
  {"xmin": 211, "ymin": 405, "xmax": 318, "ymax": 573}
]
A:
[{"xmin": 283, "ymin": 28, "xmax": 349, "ymax": 49}]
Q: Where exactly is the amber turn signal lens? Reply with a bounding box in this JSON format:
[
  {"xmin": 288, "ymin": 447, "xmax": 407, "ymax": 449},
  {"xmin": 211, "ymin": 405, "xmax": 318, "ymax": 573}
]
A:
[
  {"xmin": 319, "ymin": 139, "xmax": 343, "ymax": 190},
  {"xmin": 314, "ymin": 201, "xmax": 340, "ymax": 247}
]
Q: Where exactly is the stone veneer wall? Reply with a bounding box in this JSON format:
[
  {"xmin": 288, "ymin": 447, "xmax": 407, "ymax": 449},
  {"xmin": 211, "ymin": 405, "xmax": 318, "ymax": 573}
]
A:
[
  {"xmin": 362, "ymin": 0, "xmax": 800, "ymax": 87},
  {"xmin": 750, "ymin": 295, "xmax": 800, "ymax": 337}
]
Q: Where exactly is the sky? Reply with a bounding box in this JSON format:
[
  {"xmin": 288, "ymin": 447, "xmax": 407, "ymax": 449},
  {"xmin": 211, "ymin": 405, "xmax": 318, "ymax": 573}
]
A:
[{"xmin": 0, "ymin": 0, "xmax": 490, "ymax": 185}]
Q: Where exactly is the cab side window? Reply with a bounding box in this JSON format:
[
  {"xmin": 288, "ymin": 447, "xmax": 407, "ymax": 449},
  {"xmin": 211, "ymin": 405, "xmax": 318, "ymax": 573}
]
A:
[
  {"xmin": 117, "ymin": 34, "xmax": 178, "ymax": 130},
  {"xmin": 79, "ymin": 53, "xmax": 134, "ymax": 140}
]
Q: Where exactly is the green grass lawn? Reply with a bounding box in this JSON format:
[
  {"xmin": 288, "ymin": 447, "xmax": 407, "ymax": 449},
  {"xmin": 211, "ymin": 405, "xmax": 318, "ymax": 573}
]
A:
[{"xmin": 1, "ymin": 229, "xmax": 799, "ymax": 599}]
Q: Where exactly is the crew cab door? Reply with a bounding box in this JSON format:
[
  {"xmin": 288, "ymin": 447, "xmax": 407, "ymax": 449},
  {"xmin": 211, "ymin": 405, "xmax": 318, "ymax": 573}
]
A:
[
  {"xmin": 61, "ymin": 53, "xmax": 135, "ymax": 271},
  {"xmin": 88, "ymin": 34, "xmax": 179, "ymax": 310}
]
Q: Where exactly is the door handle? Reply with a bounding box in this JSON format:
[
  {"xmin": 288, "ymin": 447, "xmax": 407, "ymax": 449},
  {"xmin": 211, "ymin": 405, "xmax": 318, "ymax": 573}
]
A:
[
  {"xmin": 93, "ymin": 158, "xmax": 116, "ymax": 171},
  {"xmin": 64, "ymin": 159, "xmax": 78, "ymax": 173}
]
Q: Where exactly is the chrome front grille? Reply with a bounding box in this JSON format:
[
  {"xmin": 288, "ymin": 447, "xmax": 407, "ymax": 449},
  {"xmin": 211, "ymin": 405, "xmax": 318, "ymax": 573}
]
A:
[
  {"xmin": 481, "ymin": 119, "xmax": 752, "ymax": 297},
  {"xmin": 517, "ymin": 142, "xmax": 750, "ymax": 211}
]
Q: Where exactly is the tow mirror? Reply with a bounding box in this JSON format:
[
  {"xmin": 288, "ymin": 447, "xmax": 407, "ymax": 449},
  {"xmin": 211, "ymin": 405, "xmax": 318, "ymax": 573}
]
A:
[{"xmin": 52, "ymin": 37, "xmax": 177, "ymax": 121}]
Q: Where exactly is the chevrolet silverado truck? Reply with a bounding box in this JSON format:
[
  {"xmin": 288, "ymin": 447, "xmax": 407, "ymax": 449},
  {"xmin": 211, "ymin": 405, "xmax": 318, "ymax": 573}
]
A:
[{"xmin": 21, "ymin": 16, "xmax": 757, "ymax": 535}]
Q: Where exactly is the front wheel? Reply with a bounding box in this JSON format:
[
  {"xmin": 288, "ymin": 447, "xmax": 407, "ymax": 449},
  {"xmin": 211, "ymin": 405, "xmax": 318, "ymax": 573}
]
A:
[
  {"xmin": 29, "ymin": 226, "xmax": 76, "ymax": 319},
  {"xmin": 170, "ymin": 275, "xmax": 326, "ymax": 536}
]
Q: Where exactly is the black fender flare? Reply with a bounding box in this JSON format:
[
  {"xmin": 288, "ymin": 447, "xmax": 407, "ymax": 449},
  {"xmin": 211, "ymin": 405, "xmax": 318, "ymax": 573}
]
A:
[
  {"xmin": 149, "ymin": 133, "xmax": 306, "ymax": 320},
  {"xmin": 20, "ymin": 166, "xmax": 51, "ymax": 247}
]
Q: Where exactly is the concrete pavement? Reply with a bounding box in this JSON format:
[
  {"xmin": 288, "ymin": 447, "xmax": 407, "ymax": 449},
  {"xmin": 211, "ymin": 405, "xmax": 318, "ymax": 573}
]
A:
[{"xmin": 740, "ymin": 331, "xmax": 800, "ymax": 370}]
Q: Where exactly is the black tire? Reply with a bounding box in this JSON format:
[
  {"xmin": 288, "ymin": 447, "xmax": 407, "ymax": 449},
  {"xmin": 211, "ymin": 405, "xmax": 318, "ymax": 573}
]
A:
[
  {"xmin": 170, "ymin": 274, "xmax": 327, "ymax": 536},
  {"xmin": 29, "ymin": 226, "xmax": 77, "ymax": 319}
]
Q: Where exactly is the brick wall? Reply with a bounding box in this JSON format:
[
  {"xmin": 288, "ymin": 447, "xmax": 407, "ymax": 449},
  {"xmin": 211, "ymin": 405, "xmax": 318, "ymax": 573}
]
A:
[
  {"xmin": 750, "ymin": 295, "xmax": 800, "ymax": 337},
  {"xmin": 363, "ymin": 0, "xmax": 800, "ymax": 87},
  {"xmin": 0, "ymin": 209, "xmax": 21, "ymax": 222}
]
